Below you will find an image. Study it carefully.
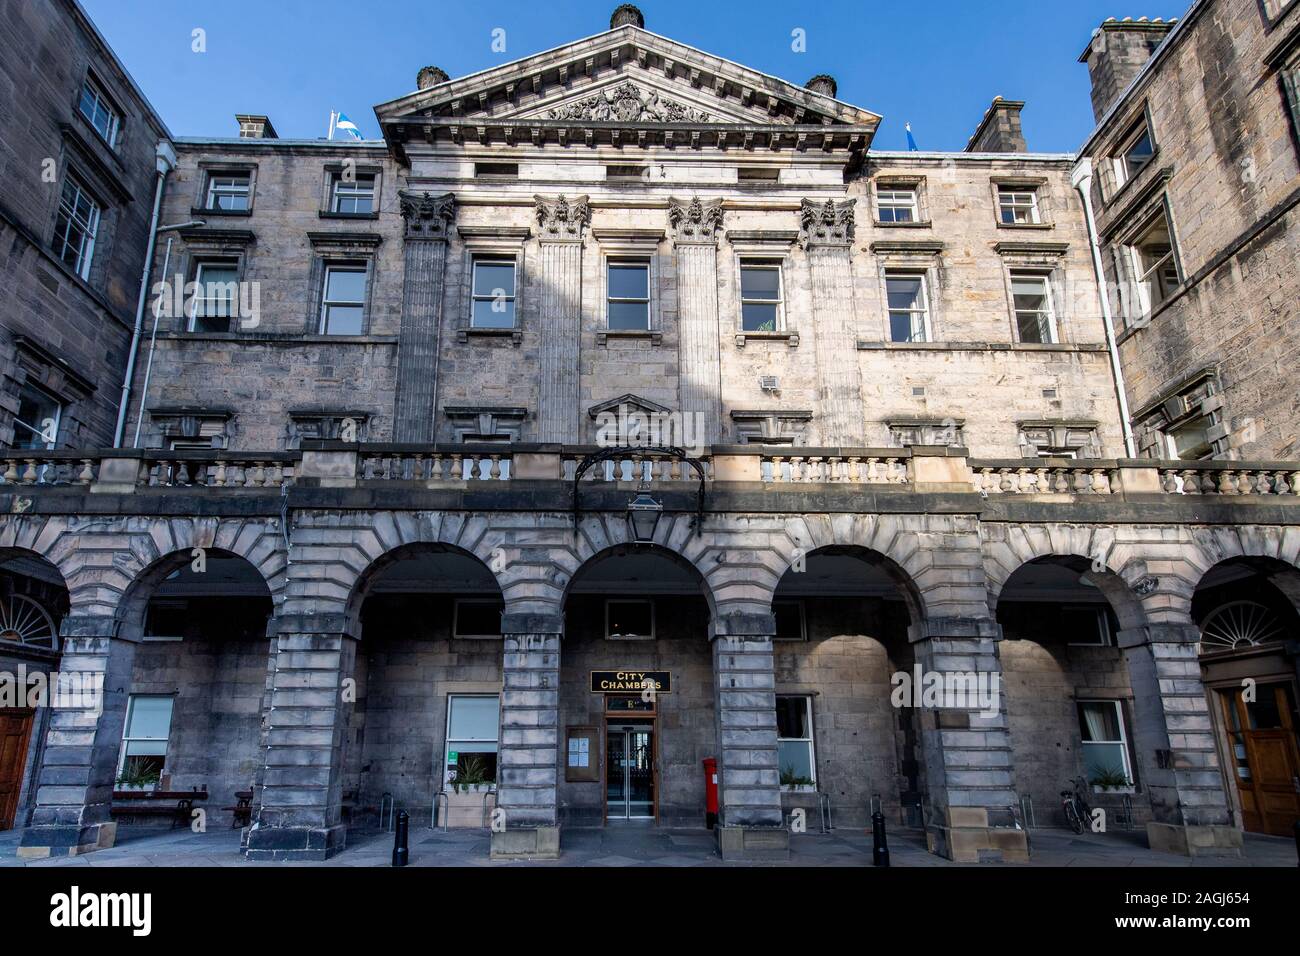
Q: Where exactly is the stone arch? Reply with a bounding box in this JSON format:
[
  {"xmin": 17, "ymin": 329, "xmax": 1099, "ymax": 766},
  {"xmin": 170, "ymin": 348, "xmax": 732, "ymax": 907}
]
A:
[
  {"xmin": 285, "ymin": 511, "xmax": 516, "ymax": 623},
  {"xmin": 0, "ymin": 514, "xmax": 285, "ymax": 621},
  {"xmin": 342, "ymin": 540, "xmax": 505, "ymax": 624},
  {"xmin": 554, "ymin": 511, "xmax": 719, "ymax": 618},
  {"xmin": 764, "ymin": 514, "xmax": 967, "ymax": 622},
  {"xmin": 984, "ymin": 523, "xmax": 1149, "ymax": 630},
  {"xmin": 1149, "ymin": 525, "xmax": 1300, "ymax": 625},
  {"xmin": 115, "ymin": 544, "xmax": 278, "ymax": 639}
]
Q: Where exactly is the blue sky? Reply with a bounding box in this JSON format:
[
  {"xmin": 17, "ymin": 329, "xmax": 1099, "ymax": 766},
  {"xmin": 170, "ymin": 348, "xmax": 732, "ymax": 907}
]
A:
[{"xmin": 82, "ymin": 0, "xmax": 1189, "ymax": 152}]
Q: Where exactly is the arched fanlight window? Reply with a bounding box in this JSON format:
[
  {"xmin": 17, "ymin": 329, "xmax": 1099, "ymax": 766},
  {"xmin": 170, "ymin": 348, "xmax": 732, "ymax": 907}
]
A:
[
  {"xmin": 0, "ymin": 594, "xmax": 58, "ymax": 651},
  {"xmin": 1198, "ymin": 600, "xmax": 1284, "ymax": 652}
]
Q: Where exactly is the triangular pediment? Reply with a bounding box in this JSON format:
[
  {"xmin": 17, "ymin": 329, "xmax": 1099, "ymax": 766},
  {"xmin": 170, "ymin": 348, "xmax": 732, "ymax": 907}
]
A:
[
  {"xmin": 587, "ymin": 393, "xmax": 672, "ymax": 419},
  {"xmin": 376, "ymin": 24, "xmax": 879, "ymax": 156}
]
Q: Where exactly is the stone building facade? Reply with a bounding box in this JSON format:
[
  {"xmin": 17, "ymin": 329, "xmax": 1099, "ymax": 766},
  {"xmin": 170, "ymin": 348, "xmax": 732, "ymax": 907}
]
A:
[{"xmin": 1, "ymin": 3, "xmax": 1298, "ymax": 864}]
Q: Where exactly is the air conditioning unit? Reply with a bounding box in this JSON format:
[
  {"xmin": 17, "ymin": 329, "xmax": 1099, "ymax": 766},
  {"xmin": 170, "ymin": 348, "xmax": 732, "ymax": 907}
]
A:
[{"xmin": 759, "ymin": 376, "xmax": 779, "ymax": 393}]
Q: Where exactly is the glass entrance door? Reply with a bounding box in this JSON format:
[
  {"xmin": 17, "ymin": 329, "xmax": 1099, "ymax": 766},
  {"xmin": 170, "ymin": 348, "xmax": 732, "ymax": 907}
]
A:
[{"xmin": 606, "ymin": 724, "xmax": 655, "ymax": 820}]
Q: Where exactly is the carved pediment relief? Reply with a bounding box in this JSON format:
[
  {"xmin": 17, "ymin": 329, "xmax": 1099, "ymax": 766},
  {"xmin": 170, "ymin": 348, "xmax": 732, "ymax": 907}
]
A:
[{"xmin": 543, "ymin": 80, "xmax": 713, "ymax": 123}]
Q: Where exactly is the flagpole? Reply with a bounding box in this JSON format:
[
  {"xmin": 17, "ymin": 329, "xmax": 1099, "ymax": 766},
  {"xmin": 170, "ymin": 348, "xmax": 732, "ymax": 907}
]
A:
[{"xmin": 327, "ymin": 110, "xmax": 337, "ymax": 141}]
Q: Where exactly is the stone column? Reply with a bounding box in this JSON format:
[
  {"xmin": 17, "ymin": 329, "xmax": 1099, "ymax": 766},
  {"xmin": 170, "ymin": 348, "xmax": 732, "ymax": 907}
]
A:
[
  {"xmin": 392, "ymin": 191, "xmax": 455, "ymax": 442},
  {"xmin": 670, "ymin": 197, "xmax": 724, "ymax": 444},
  {"xmin": 491, "ymin": 611, "xmax": 561, "ymax": 860},
  {"xmin": 711, "ymin": 611, "xmax": 787, "ymax": 860},
  {"xmin": 910, "ymin": 618, "xmax": 1029, "ymax": 863},
  {"xmin": 534, "ymin": 196, "xmax": 588, "ymax": 444},
  {"xmin": 17, "ymin": 615, "xmax": 131, "ymax": 859},
  {"xmin": 243, "ymin": 612, "xmax": 356, "ymax": 861},
  {"xmin": 801, "ymin": 198, "xmax": 864, "ymax": 447},
  {"xmin": 1117, "ymin": 623, "xmax": 1241, "ymax": 857}
]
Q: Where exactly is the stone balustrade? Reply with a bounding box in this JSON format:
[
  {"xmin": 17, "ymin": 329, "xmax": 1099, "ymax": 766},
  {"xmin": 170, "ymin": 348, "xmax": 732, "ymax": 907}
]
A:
[{"xmin": 4, "ymin": 445, "xmax": 1300, "ymax": 498}]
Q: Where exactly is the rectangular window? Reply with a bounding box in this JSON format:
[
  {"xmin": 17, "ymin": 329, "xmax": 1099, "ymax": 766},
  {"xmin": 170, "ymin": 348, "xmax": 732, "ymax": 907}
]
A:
[
  {"xmin": 13, "ymin": 382, "xmax": 62, "ymax": 450},
  {"xmin": 1165, "ymin": 414, "xmax": 1213, "ymax": 460},
  {"xmin": 1283, "ymin": 57, "xmax": 1300, "ymax": 139},
  {"xmin": 452, "ymin": 599, "xmax": 504, "ymax": 638},
  {"xmin": 606, "ymin": 164, "xmax": 646, "ymax": 182},
  {"xmin": 1127, "ymin": 212, "xmax": 1181, "ymax": 314},
  {"xmin": 78, "ymin": 76, "xmax": 119, "ymax": 146},
  {"xmin": 474, "ymin": 162, "xmax": 518, "ymax": 178},
  {"xmin": 470, "ymin": 258, "xmax": 517, "ymax": 328},
  {"xmin": 319, "ymin": 264, "xmax": 367, "ymax": 334},
  {"xmin": 1011, "ymin": 273, "xmax": 1057, "ymax": 344},
  {"xmin": 776, "ymin": 696, "xmax": 815, "ymax": 786},
  {"xmin": 606, "ymin": 260, "xmax": 650, "ymax": 330},
  {"xmin": 52, "ymin": 174, "xmax": 101, "ymax": 280},
  {"xmin": 117, "ymin": 695, "xmax": 174, "ymax": 788},
  {"xmin": 188, "ymin": 261, "xmax": 239, "ymax": 332},
  {"xmin": 1077, "ymin": 700, "xmax": 1132, "ymax": 787},
  {"xmin": 444, "ymin": 695, "xmax": 499, "ymax": 786},
  {"xmin": 739, "ymin": 261, "xmax": 783, "ymax": 332},
  {"xmin": 605, "ymin": 599, "xmax": 654, "ymax": 639},
  {"xmin": 206, "ymin": 172, "xmax": 251, "ymax": 211},
  {"xmin": 1063, "ymin": 605, "xmax": 1111, "ymax": 645},
  {"xmin": 886, "ymin": 273, "xmax": 929, "ymax": 343},
  {"xmin": 773, "ymin": 599, "xmax": 806, "ymax": 641},
  {"xmin": 330, "ymin": 172, "xmax": 376, "ymax": 214},
  {"xmin": 876, "ymin": 186, "xmax": 918, "ymax": 223},
  {"xmin": 997, "ymin": 185, "xmax": 1040, "ymax": 225},
  {"xmin": 1114, "ymin": 121, "xmax": 1155, "ymax": 188}
]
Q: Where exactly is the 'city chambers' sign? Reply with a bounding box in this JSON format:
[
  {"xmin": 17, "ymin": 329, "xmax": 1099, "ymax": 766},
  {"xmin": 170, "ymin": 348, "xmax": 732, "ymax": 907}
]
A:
[{"xmin": 591, "ymin": 670, "xmax": 671, "ymax": 693}]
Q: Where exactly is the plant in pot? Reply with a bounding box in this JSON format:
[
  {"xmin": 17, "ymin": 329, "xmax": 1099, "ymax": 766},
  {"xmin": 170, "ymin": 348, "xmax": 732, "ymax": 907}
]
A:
[
  {"xmin": 1089, "ymin": 765, "xmax": 1131, "ymax": 792},
  {"xmin": 780, "ymin": 765, "xmax": 815, "ymax": 792},
  {"xmin": 116, "ymin": 760, "xmax": 162, "ymax": 792},
  {"xmin": 442, "ymin": 755, "xmax": 497, "ymax": 828}
]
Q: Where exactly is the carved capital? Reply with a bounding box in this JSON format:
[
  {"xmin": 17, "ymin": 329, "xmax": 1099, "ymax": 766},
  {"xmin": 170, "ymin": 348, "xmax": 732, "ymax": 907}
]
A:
[
  {"xmin": 799, "ymin": 198, "xmax": 855, "ymax": 248},
  {"xmin": 668, "ymin": 196, "xmax": 724, "ymax": 244},
  {"xmin": 534, "ymin": 194, "xmax": 591, "ymax": 241},
  {"xmin": 399, "ymin": 190, "xmax": 456, "ymax": 240}
]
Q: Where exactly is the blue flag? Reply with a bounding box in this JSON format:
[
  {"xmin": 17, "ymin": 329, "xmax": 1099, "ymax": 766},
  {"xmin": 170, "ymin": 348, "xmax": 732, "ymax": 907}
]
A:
[
  {"xmin": 905, "ymin": 122, "xmax": 918, "ymax": 152},
  {"xmin": 334, "ymin": 112, "xmax": 363, "ymax": 141}
]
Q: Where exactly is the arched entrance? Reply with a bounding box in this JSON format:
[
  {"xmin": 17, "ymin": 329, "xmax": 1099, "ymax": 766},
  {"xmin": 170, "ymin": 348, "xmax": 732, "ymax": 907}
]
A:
[
  {"xmin": 995, "ymin": 555, "xmax": 1148, "ymax": 830},
  {"xmin": 559, "ymin": 544, "xmax": 712, "ymax": 827},
  {"xmin": 342, "ymin": 544, "xmax": 505, "ymax": 830},
  {"xmin": 113, "ymin": 549, "xmax": 273, "ymax": 828},
  {"xmin": 1193, "ymin": 556, "xmax": 1300, "ymax": 836},
  {"xmin": 0, "ymin": 550, "xmax": 68, "ymax": 831},
  {"xmin": 770, "ymin": 546, "xmax": 921, "ymax": 828}
]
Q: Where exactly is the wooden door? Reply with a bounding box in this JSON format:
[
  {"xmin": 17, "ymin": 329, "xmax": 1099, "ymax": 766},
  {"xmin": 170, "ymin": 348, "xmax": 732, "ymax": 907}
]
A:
[
  {"xmin": 0, "ymin": 708, "xmax": 35, "ymax": 830},
  {"xmin": 1219, "ymin": 683, "xmax": 1300, "ymax": 836}
]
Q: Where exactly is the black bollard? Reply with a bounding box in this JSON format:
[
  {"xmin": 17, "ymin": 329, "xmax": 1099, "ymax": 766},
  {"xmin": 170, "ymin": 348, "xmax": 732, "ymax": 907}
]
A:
[
  {"xmin": 871, "ymin": 809, "xmax": 890, "ymax": 867},
  {"xmin": 392, "ymin": 809, "xmax": 409, "ymax": 867}
]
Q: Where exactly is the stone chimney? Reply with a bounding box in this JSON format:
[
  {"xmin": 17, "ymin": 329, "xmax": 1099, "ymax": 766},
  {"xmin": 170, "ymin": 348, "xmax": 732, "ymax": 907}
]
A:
[
  {"xmin": 1079, "ymin": 17, "xmax": 1177, "ymax": 123},
  {"xmin": 235, "ymin": 114, "xmax": 277, "ymax": 139},
  {"xmin": 417, "ymin": 66, "xmax": 449, "ymax": 90},
  {"xmin": 965, "ymin": 97, "xmax": 1027, "ymax": 153},
  {"xmin": 610, "ymin": 4, "xmax": 644, "ymax": 28},
  {"xmin": 805, "ymin": 74, "xmax": 838, "ymax": 98}
]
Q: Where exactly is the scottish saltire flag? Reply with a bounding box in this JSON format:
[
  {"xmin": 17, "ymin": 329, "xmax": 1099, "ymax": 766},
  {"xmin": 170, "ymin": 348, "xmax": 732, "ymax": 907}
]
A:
[
  {"xmin": 334, "ymin": 112, "xmax": 363, "ymax": 140},
  {"xmin": 905, "ymin": 122, "xmax": 918, "ymax": 152}
]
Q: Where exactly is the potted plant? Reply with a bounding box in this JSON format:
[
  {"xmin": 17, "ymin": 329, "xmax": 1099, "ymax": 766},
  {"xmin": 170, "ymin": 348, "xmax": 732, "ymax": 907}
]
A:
[
  {"xmin": 779, "ymin": 765, "xmax": 816, "ymax": 793},
  {"xmin": 115, "ymin": 762, "xmax": 162, "ymax": 792},
  {"xmin": 1089, "ymin": 765, "xmax": 1133, "ymax": 793},
  {"xmin": 441, "ymin": 755, "xmax": 497, "ymax": 828}
]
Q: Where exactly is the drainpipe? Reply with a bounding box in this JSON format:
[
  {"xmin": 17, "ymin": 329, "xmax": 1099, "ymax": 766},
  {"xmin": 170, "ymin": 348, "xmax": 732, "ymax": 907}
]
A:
[
  {"xmin": 1072, "ymin": 158, "xmax": 1137, "ymax": 458},
  {"xmin": 114, "ymin": 140, "xmax": 177, "ymax": 448}
]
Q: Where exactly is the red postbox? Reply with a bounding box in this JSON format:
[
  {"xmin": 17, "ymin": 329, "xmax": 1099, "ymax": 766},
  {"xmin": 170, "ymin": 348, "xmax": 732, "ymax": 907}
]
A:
[{"xmin": 702, "ymin": 757, "xmax": 719, "ymax": 829}]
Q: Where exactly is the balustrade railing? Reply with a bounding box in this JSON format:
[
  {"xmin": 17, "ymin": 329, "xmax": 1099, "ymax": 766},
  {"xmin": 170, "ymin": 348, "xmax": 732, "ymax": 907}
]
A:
[
  {"xmin": 561, "ymin": 449, "xmax": 712, "ymax": 483},
  {"xmin": 758, "ymin": 451, "xmax": 910, "ymax": 484},
  {"xmin": 358, "ymin": 445, "xmax": 511, "ymax": 481}
]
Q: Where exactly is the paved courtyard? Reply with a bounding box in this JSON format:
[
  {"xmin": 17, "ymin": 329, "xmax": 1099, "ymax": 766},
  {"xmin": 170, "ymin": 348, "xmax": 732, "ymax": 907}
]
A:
[{"xmin": 1, "ymin": 824, "xmax": 1294, "ymax": 868}]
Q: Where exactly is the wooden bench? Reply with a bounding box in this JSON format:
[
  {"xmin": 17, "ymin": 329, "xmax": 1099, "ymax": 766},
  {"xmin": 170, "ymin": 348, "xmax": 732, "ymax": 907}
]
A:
[
  {"xmin": 221, "ymin": 788, "xmax": 255, "ymax": 828},
  {"xmin": 110, "ymin": 788, "xmax": 208, "ymax": 828}
]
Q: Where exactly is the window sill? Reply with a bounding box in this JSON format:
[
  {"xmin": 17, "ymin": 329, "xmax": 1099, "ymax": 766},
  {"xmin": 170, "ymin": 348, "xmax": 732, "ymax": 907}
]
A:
[
  {"xmin": 735, "ymin": 330, "xmax": 799, "ymax": 347},
  {"xmin": 192, "ymin": 206, "xmax": 252, "ymax": 218},
  {"xmin": 996, "ymin": 221, "xmax": 1054, "ymax": 230},
  {"xmin": 598, "ymin": 329, "xmax": 662, "ymax": 346},
  {"xmin": 873, "ymin": 220, "xmax": 932, "ymax": 228},
  {"xmin": 319, "ymin": 210, "xmax": 379, "ymax": 220},
  {"xmin": 457, "ymin": 326, "xmax": 522, "ymax": 345}
]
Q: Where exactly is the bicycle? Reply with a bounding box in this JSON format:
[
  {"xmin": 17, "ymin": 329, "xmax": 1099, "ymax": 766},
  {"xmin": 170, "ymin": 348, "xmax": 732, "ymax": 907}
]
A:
[{"xmin": 1060, "ymin": 776, "xmax": 1092, "ymax": 834}]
